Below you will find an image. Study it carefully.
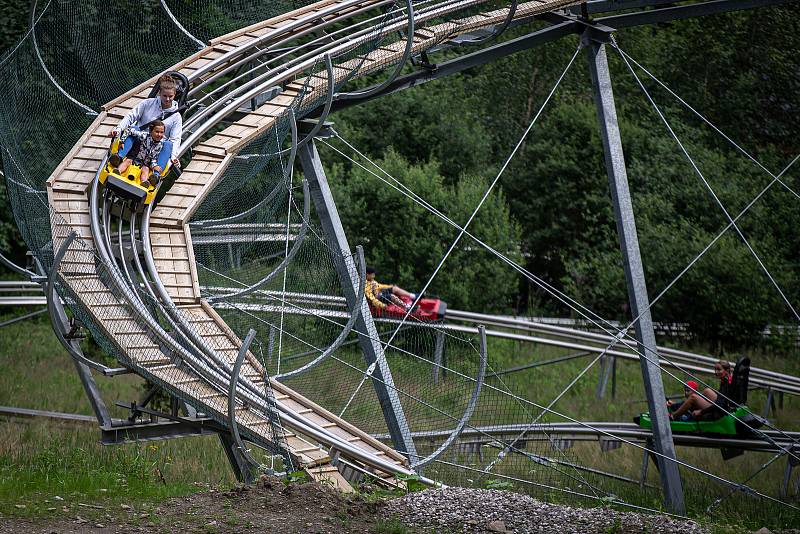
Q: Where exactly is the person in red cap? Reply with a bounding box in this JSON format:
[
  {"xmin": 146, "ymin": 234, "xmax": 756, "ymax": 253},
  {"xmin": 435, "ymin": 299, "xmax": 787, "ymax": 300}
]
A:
[{"xmin": 667, "ymin": 379, "xmax": 711, "ymax": 421}]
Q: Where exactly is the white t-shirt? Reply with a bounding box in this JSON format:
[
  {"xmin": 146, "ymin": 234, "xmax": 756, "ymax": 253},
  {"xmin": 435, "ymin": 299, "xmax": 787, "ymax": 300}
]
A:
[{"xmin": 117, "ymin": 97, "xmax": 182, "ymax": 159}]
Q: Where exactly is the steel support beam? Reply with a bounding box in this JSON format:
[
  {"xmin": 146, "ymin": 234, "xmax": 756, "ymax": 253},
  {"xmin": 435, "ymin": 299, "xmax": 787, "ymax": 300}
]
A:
[
  {"xmin": 49, "ymin": 285, "xmax": 113, "ymax": 429},
  {"xmin": 297, "ymin": 138, "xmax": 418, "ymax": 462},
  {"xmin": 585, "ymin": 31, "xmax": 685, "ymax": 514},
  {"xmin": 218, "ymin": 432, "xmax": 258, "ymax": 483},
  {"xmin": 578, "ymin": 0, "xmax": 688, "ymax": 15},
  {"xmin": 432, "ymin": 329, "xmax": 446, "ymax": 384},
  {"xmin": 100, "ymin": 419, "xmax": 220, "ymax": 444},
  {"xmin": 329, "ymin": 21, "xmax": 580, "ymax": 114}
]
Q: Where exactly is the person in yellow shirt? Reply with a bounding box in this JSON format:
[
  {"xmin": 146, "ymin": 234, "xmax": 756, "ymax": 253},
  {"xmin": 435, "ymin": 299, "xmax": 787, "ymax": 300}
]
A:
[{"xmin": 365, "ymin": 267, "xmax": 417, "ymax": 311}]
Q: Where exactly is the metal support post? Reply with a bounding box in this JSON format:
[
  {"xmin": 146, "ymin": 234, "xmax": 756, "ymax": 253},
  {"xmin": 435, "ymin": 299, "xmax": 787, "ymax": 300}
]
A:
[
  {"xmin": 47, "ymin": 272, "xmax": 113, "ymax": 429},
  {"xmin": 611, "ymin": 354, "xmax": 617, "ymax": 398},
  {"xmin": 781, "ymin": 450, "xmax": 800, "ymax": 499},
  {"xmin": 596, "ymin": 354, "xmax": 617, "ymax": 399},
  {"xmin": 218, "ymin": 432, "xmax": 258, "ymax": 483},
  {"xmin": 432, "ymin": 329, "xmax": 446, "ymax": 384},
  {"xmin": 639, "ymin": 440, "xmax": 651, "ymax": 489},
  {"xmin": 227, "ymin": 243, "xmax": 235, "ymax": 268},
  {"xmin": 596, "ymin": 354, "xmax": 610, "ymax": 399},
  {"xmin": 763, "ymin": 387, "xmax": 774, "ymax": 419},
  {"xmin": 298, "ymin": 139, "xmax": 418, "ymax": 462},
  {"xmin": 585, "ymin": 30, "xmax": 685, "ymax": 514}
]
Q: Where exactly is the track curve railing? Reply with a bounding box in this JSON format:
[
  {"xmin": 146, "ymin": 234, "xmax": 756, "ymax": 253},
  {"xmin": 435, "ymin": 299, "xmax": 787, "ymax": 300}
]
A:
[
  {"xmin": 275, "ymin": 245, "xmax": 367, "ymax": 380},
  {"xmin": 33, "ymin": 0, "xmax": 582, "ymax": 486},
  {"xmin": 411, "ymin": 325, "xmax": 487, "ymax": 469}
]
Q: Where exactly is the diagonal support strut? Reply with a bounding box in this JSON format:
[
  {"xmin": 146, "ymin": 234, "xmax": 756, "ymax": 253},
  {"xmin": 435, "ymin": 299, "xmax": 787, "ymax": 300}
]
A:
[{"xmin": 584, "ymin": 28, "xmax": 685, "ymax": 514}]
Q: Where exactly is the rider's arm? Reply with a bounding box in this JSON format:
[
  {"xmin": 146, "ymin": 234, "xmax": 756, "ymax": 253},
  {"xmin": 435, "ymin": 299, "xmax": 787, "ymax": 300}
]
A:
[
  {"xmin": 115, "ymin": 99, "xmax": 148, "ymax": 134},
  {"xmin": 166, "ymin": 115, "xmax": 182, "ymax": 161}
]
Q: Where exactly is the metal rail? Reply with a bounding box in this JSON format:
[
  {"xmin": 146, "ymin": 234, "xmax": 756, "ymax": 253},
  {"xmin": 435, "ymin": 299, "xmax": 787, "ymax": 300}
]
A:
[
  {"xmin": 375, "ymin": 421, "xmax": 800, "ymax": 454},
  {"xmin": 180, "ymin": 0, "xmax": 508, "ymax": 144},
  {"xmin": 228, "ymin": 328, "xmax": 265, "ymax": 469},
  {"xmin": 412, "ymin": 325, "xmax": 487, "ymax": 468},
  {"xmin": 336, "ymin": 0, "xmax": 415, "ymax": 100},
  {"xmin": 446, "ymin": 309, "xmax": 800, "ymax": 391},
  {"xmin": 89, "ymin": 170, "xmax": 422, "ymax": 483},
  {"xmin": 164, "ymin": 287, "xmax": 800, "ymax": 394}
]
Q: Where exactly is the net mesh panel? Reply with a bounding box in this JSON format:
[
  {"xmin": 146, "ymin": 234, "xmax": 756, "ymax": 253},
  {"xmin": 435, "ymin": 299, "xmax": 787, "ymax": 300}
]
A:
[
  {"xmin": 163, "ymin": 0, "xmax": 317, "ymax": 43},
  {"xmin": 48, "ymin": 208, "xmax": 293, "ymax": 466},
  {"xmin": 0, "ymin": 0, "xmax": 748, "ymax": 513}
]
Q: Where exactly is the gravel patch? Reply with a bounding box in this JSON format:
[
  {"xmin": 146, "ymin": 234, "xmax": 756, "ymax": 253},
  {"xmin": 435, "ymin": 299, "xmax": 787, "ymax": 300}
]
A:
[{"xmin": 382, "ymin": 487, "xmax": 707, "ymax": 533}]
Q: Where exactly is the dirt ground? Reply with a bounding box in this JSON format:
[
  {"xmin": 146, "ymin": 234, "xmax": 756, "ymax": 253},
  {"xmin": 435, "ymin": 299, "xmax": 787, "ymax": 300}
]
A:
[{"xmin": 0, "ymin": 477, "xmax": 396, "ymax": 533}]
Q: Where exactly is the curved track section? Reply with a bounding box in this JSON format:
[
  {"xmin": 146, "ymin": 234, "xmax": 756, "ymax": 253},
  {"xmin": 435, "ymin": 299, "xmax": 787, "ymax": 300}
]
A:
[{"xmin": 44, "ymin": 0, "xmax": 580, "ymax": 488}]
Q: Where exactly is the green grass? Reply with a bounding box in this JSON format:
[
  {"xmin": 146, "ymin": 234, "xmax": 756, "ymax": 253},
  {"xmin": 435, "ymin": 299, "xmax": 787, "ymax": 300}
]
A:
[
  {"xmin": 0, "ymin": 307, "xmax": 798, "ymax": 530},
  {"xmin": 0, "ymin": 310, "xmax": 235, "ymax": 518},
  {"xmin": 373, "ymin": 517, "xmax": 413, "ymax": 534}
]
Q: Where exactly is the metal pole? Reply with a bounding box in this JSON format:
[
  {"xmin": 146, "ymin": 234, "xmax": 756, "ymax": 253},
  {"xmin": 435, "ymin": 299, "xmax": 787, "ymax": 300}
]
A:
[
  {"xmin": 218, "ymin": 433, "xmax": 257, "ymax": 483},
  {"xmin": 763, "ymin": 387, "xmax": 774, "ymax": 419},
  {"xmin": 611, "ymin": 354, "xmax": 617, "ymax": 398},
  {"xmin": 584, "ymin": 30, "xmax": 685, "ymax": 514},
  {"xmin": 46, "ymin": 232, "xmax": 113, "ymax": 428},
  {"xmin": 433, "ymin": 329, "xmax": 445, "ymax": 384},
  {"xmin": 640, "ymin": 441, "xmax": 650, "ymax": 490},
  {"xmin": 297, "ymin": 139, "xmax": 418, "ymax": 462}
]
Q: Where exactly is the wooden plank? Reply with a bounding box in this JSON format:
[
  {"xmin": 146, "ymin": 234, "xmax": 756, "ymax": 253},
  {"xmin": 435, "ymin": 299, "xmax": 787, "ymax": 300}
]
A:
[
  {"xmin": 217, "ymin": 34, "xmax": 253, "ymax": 47},
  {"xmin": 178, "ymin": 154, "xmax": 234, "ymax": 224},
  {"xmin": 184, "ymin": 226, "xmax": 202, "ymax": 299},
  {"xmin": 221, "ymin": 123, "xmax": 260, "ymax": 138},
  {"xmin": 209, "ymin": 0, "xmax": 341, "ymax": 45},
  {"xmin": 192, "ymin": 144, "xmax": 227, "ymax": 159},
  {"xmin": 212, "ymin": 43, "xmax": 238, "ymax": 53},
  {"xmin": 164, "ymin": 180, "xmax": 208, "ymax": 197},
  {"xmin": 237, "ymin": 112, "xmax": 279, "ymax": 128},
  {"xmin": 185, "ymin": 57, "xmax": 214, "ymax": 70},
  {"xmin": 50, "ymin": 181, "xmax": 91, "ymax": 194},
  {"xmin": 148, "ymin": 216, "xmax": 182, "ymax": 228},
  {"xmin": 74, "ymin": 146, "xmax": 107, "ymax": 161},
  {"xmin": 47, "ymin": 112, "xmax": 108, "ymax": 186},
  {"xmin": 182, "ymin": 159, "xmax": 223, "ymax": 173},
  {"xmin": 155, "ymin": 195, "xmax": 194, "ymax": 210},
  {"xmin": 117, "ymin": 95, "xmax": 147, "ymax": 109},
  {"xmin": 269, "ymin": 379, "xmax": 408, "ymax": 466},
  {"xmin": 307, "ymin": 465, "xmax": 354, "ymax": 493}
]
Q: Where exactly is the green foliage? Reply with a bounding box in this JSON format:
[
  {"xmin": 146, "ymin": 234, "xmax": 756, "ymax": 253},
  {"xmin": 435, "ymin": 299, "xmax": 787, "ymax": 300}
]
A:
[
  {"xmin": 0, "ymin": 437, "xmax": 202, "ymax": 516},
  {"xmin": 0, "ymin": 0, "xmax": 28, "ymax": 263},
  {"xmin": 336, "ymin": 78, "xmax": 493, "ymax": 182},
  {"xmin": 396, "ymin": 473, "xmax": 426, "ymax": 493},
  {"xmin": 329, "ymin": 10, "xmax": 800, "ymax": 345},
  {"xmin": 374, "ymin": 517, "xmax": 413, "ymax": 534},
  {"xmin": 603, "ymin": 516, "xmax": 623, "ymax": 534},
  {"xmin": 484, "ymin": 478, "xmax": 514, "ymax": 491},
  {"xmin": 323, "ymin": 148, "xmax": 522, "ymax": 313},
  {"xmin": 284, "ymin": 470, "xmax": 310, "ymax": 484}
]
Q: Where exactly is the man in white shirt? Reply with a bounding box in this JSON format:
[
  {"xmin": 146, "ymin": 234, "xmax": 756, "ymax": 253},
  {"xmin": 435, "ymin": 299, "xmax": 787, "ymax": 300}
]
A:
[{"xmin": 109, "ymin": 74, "xmax": 183, "ymax": 167}]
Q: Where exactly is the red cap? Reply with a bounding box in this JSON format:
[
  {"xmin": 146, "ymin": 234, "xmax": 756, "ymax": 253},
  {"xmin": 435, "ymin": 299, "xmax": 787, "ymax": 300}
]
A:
[{"xmin": 686, "ymin": 380, "xmax": 699, "ymax": 391}]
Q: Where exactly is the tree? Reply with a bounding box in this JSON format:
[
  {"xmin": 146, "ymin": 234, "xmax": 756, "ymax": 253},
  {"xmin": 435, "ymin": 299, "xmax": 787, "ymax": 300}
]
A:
[{"xmin": 321, "ymin": 148, "xmax": 522, "ymax": 313}]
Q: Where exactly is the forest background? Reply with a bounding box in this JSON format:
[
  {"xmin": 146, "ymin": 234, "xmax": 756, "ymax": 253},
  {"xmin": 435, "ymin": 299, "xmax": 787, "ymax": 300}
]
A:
[{"xmin": 0, "ymin": 1, "xmax": 797, "ymax": 351}]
